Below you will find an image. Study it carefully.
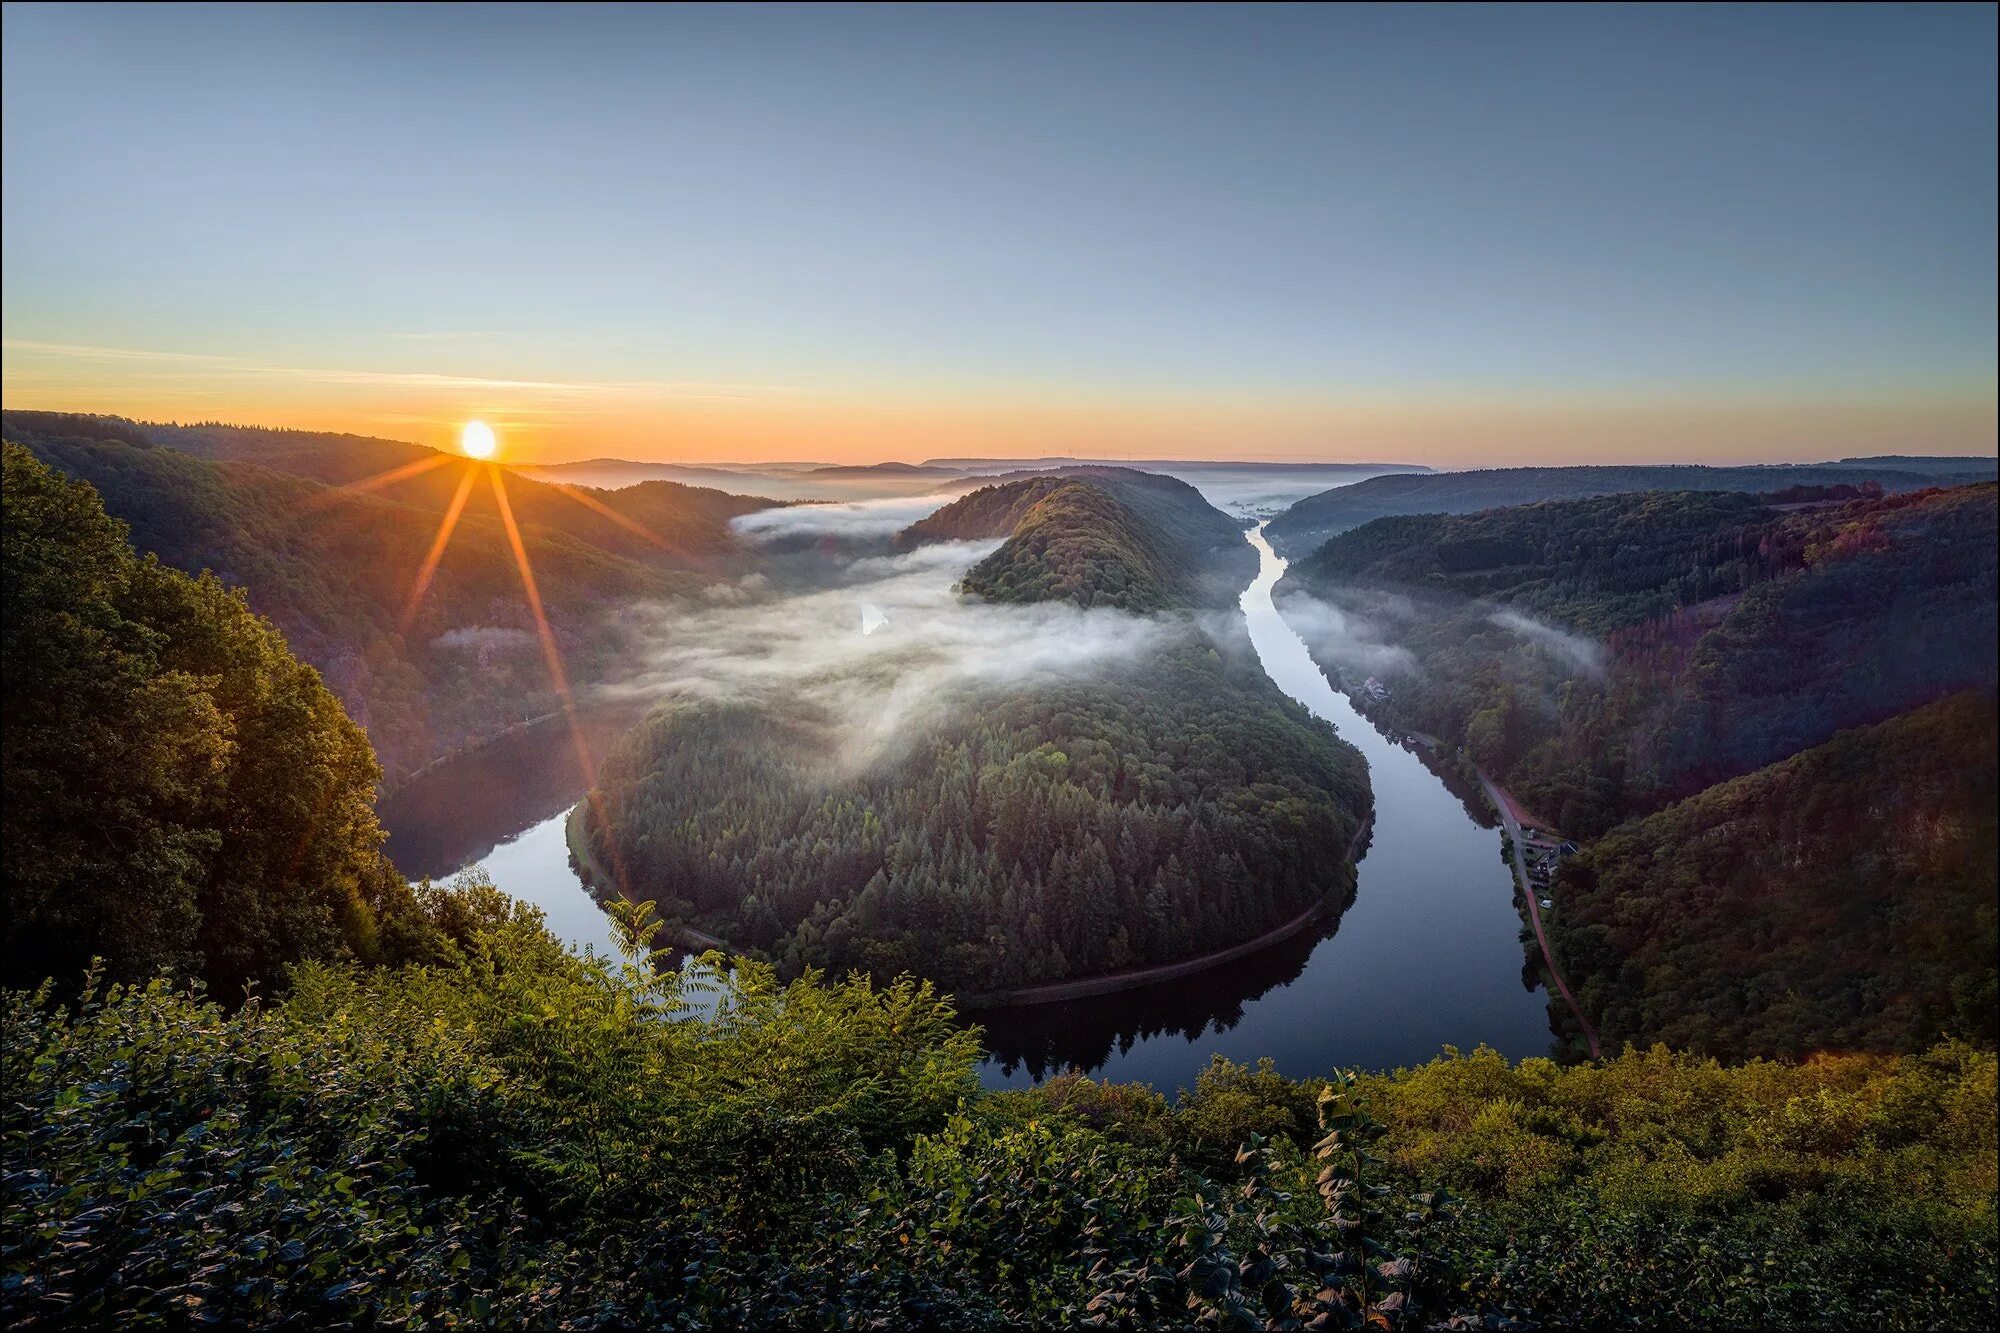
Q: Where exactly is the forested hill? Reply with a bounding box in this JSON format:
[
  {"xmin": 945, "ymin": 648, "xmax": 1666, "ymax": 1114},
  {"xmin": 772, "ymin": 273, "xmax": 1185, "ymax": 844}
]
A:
[
  {"xmin": 1285, "ymin": 484, "xmax": 1998, "ymax": 835},
  {"xmin": 585, "ymin": 468, "xmax": 1368, "ymax": 994},
  {"xmin": 1, "ymin": 412, "xmax": 775, "ymax": 569},
  {"xmin": 1551, "ymin": 692, "xmax": 1999, "ymax": 1060},
  {"xmin": 958, "ymin": 482, "xmax": 1199, "ymax": 612},
  {"xmin": 1264, "ymin": 457, "xmax": 1999, "ymax": 556},
  {"xmin": 900, "ymin": 466, "xmax": 1253, "ymax": 607},
  {"xmin": 4, "ymin": 414, "xmax": 773, "ymax": 778},
  {"xmin": 1283, "ymin": 484, "xmax": 1998, "ymax": 1060}
]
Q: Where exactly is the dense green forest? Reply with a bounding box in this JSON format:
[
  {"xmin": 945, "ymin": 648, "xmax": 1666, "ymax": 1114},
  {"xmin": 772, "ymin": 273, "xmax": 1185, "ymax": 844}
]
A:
[
  {"xmin": 585, "ymin": 632, "xmax": 1368, "ymax": 991},
  {"xmin": 583, "ymin": 477, "xmax": 1366, "ymax": 990},
  {"xmin": 1550, "ymin": 693, "xmax": 1999, "ymax": 1060},
  {"xmin": 1264, "ymin": 458, "xmax": 1999, "ymax": 555},
  {"xmin": 1285, "ymin": 485, "xmax": 1999, "ymax": 836},
  {"xmin": 0, "ymin": 445, "xmax": 436, "ymax": 995},
  {"xmin": 2, "ymin": 413, "xmax": 771, "ymax": 778}
]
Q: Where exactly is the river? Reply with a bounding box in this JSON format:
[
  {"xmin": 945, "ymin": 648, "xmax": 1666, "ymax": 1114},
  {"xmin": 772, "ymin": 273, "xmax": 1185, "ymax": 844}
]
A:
[{"xmin": 377, "ymin": 524, "xmax": 1554, "ymax": 1088}]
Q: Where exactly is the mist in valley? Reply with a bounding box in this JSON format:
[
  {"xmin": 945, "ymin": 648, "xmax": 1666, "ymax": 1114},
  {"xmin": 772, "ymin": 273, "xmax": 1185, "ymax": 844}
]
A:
[{"xmin": 609, "ymin": 531, "xmax": 1186, "ymax": 771}]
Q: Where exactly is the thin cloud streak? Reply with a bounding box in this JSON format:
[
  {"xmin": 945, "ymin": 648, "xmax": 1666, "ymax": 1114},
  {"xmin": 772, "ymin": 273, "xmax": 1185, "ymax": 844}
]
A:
[{"xmin": 1, "ymin": 338, "xmax": 811, "ymax": 400}]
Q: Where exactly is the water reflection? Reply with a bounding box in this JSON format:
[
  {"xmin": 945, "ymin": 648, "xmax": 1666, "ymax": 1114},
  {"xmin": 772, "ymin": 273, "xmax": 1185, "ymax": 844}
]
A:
[{"xmin": 376, "ymin": 703, "xmax": 646, "ymax": 957}]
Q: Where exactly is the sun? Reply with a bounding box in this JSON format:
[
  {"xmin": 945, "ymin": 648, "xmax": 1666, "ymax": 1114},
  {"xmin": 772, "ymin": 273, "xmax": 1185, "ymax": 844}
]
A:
[{"xmin": 460, "ymin": 419, "xmax": 497, "ymax": 459}]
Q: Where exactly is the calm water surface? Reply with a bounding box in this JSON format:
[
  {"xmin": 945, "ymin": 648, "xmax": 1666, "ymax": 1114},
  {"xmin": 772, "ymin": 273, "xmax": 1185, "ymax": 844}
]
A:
[{"xmin": 377, "ymin": 526, "xmax": 1554, "ymax": 1088}]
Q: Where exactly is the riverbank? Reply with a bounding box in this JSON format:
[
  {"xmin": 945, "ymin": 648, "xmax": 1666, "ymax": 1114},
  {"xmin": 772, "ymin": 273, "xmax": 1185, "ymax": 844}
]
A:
[
  {"xmin": 1478, "ymin": 770, "xmax": 1600, "ymax": 1059},
  {"xmin": 957, "ymin": 808, "xmax": 1373, "ymax": 1009}
]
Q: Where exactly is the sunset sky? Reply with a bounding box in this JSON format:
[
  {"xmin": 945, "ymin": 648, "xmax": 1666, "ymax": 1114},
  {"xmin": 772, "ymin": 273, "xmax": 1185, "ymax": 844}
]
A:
[{"xmin": 4, "ymin": 3, "xmax": 1994, "ymax": 467}]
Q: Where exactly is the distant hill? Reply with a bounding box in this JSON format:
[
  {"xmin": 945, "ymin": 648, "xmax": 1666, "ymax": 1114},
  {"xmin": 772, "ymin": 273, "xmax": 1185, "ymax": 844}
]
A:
[
  {"xmin": 1838, "ymin": 454, "xmax": 2000, "ymax": 475},
  {"xmin": 3, "ymin": 413, "xmax": 771, "ymax": 778},
  {"xmin": 526, "ymin": 456, "xmax": 996, "ymax": 500},
  {"xmin": 924, "ymin": 455, "xmax": 1431, "ymax": 475},
  {"xmin": 1264, "ymin": 459, "xmax": 2000, "ymax": 556},
  {"xmin": 804, "ymin": 462, "xmax": 970, "ymax": 478},
  {"xmin": 1552, "ymin": 691, "xmax": 1998, "ymax": 1059}
]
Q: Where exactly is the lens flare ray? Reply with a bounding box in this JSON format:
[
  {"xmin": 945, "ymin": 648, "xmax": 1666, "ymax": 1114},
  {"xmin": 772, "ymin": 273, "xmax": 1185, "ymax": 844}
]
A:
[
  {"xmin": 487, "ymin": 467, "xmax": 637, "ymax": 902},
  {"xmin": 300, "ymin": 452, "xmax": 453, "ymax": 510},
  {"xmin": 399, "ymin": 463, "xmax": 482, "ymax": 630}
]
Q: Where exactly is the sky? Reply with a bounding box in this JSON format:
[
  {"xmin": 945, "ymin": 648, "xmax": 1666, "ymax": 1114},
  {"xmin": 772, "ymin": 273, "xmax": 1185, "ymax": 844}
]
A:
[{"xmin": 3, "ymin": 2, "xmax": 1995, "ymax": 467}]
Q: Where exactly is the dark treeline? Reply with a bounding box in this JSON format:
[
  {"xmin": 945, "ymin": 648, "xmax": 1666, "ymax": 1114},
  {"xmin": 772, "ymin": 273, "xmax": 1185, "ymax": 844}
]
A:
[
  {"xmin": 1264, "ymin": 458, "xmax": 1999, "ymax": 555},
  {"xmin": 3, "ymin": 413, "xmax": 771, "ymax": 778}
]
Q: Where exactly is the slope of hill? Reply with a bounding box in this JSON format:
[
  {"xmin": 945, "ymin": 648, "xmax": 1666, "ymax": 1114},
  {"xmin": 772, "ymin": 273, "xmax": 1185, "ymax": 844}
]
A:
[
  {"xmin": 1284, "ymin": 484, "xmax": 1998, "ymax": 835},
  {"xmin": 1551, "ymin": 692, "xmax": 1999, "ymax": 1059},
  {"xmin": 1265, "ymin": 459, "xmax": 1999, "ymax": 556},
  {"xmin": 892, "ymin": 474, "xmax": 1075, "ymax": 547},
  {"xmin": 5, "ymin": 415, "xmax": 775, "ymax": 778}
]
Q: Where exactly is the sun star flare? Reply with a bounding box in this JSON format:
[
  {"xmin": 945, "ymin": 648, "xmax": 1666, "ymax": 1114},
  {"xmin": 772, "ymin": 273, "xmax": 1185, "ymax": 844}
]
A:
[{"xmin": 460, "ymin": 420, "xmax": 497, "ymax": 459}]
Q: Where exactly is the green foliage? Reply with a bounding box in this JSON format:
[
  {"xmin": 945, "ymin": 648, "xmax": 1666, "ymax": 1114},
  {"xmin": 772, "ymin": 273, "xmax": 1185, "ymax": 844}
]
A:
[
  {"xmin": 907, "ymin": 466, "xmax": 1255, "ymax": 611},
  {"xmin": 1, "ymin": 443, "xmax": 430, "ymax": 995},
  {"xmin": 1550, "ymin": 693, "xmax": 1999, "ymax": 1059},
  {"xmin": 5, "ymin": 892, "xmax": 1994, "ymax": 1328},
  {"xmin": 958, "ymin": 480, "xmax": 1201, "ymax": 612}
]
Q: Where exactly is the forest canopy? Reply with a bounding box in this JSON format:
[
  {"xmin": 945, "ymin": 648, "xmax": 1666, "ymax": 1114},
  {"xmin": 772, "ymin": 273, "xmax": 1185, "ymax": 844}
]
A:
[{"xmin": 1550, "ymin": 692, "xmax": 2000, "ymax": 1060}]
